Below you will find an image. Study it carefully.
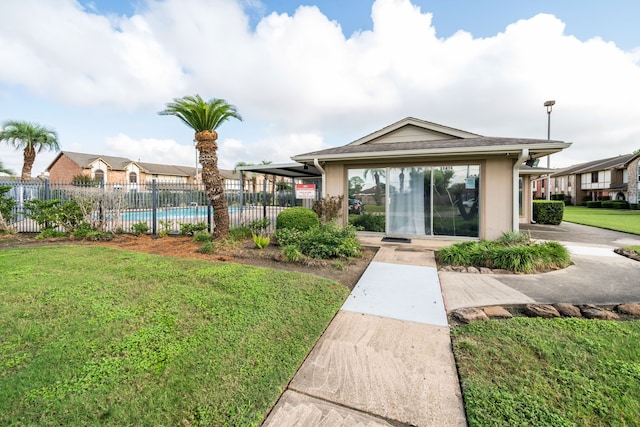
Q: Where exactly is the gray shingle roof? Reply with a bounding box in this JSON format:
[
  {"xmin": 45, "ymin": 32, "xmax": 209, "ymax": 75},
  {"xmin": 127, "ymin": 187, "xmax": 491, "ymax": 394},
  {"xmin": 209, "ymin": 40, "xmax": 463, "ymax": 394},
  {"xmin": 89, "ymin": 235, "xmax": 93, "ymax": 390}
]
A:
[
  {"xmin": 293, "ymin": 137, "xmax": 570, "ymax": 161},
  {"xmin": 552, "ymin": 154, "xmax": 636, "ymax": 176}
]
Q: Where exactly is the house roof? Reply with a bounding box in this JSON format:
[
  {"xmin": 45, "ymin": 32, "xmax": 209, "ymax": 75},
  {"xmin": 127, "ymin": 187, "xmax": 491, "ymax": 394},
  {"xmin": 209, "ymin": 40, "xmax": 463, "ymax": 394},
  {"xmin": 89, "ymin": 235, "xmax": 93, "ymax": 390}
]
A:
[
  {"xmin": 46, "ymin": 151, "xmax": 238, "ymax": 180},
  {"xmin": 293, "ymin": 137, "xmax": 571, "ymax": 162},
  {"xmin": 551, "ymin": 153, "xmax": 637, "ymax": 176},
  {"xmin": 47, "ymin": 151, "xmax": 134, "ymax": 171},
  {"xmin": 292, "ymin": 117, "xmax": 571, "ymax": 163}
]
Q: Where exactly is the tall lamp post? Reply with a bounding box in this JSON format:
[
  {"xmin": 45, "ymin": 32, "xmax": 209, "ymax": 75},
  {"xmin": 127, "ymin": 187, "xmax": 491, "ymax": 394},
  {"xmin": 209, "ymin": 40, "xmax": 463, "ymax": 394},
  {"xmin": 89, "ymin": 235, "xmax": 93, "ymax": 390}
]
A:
[{"xmin": 544, "ymin": 100, "xmax": 555, "ymax": 200}]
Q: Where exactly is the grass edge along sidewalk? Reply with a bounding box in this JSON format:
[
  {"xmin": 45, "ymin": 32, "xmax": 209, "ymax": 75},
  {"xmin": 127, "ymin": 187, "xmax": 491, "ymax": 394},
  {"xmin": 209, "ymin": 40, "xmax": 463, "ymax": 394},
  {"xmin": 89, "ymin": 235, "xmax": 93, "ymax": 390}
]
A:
[
  {"xmin": 0, "ymin": 245, "xmax": 348, "ymax": 426},
  {"xmin": 562, "ymin": 205, "xmax": 640, "ymax": 236}
]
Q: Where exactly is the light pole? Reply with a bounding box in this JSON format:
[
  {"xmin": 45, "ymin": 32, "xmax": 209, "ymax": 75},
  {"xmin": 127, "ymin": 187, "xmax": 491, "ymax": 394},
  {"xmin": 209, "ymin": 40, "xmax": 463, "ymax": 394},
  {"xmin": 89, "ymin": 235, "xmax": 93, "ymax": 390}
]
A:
[{"xmin": 544, "ymin": 100, "xmax": 555, "ymax": 200}]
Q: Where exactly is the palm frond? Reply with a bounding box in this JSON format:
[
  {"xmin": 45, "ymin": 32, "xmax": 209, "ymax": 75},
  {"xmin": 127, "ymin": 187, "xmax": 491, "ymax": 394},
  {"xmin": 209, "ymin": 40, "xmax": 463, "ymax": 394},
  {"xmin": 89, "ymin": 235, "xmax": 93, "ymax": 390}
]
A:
[
  {"xmin": 0, "ymin": 120, "xmax": 59, "ymax": 152},
  {"xmin": 158, "ymin": 95, "xmax": 242, "ymax": 133}
]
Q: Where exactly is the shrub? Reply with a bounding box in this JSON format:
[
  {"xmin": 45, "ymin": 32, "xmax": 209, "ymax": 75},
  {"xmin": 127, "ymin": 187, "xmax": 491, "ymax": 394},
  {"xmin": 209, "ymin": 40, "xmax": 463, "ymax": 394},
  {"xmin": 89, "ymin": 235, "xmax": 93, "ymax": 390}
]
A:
[
  {"xmin": 248, "ymin": 217, "xmax": 270, "ymax": 234},
  {"xmin": 312, "ymin": 195, "xmax": 343, "ymax": 222},
  {"xmin": 281, "ymin": 245, "xmax": 304, "ymax": 262},
  {"xmin": 193, "ymin": 231, "xmax": 212, "ymax": 242},
  {"xmin": 273, "ymin": 227, "xmax": 305, "ymax": 247},
  {"xmin": 436, "ymin": 232, "xmax": 570, "ymax": 274},
  {"xmin": 350, "ymin": 213, "xmax": 385, "ymax": 232},
  {"xmin": 179, "ymin": 221, "xmax": 208, "ymax": 236},
  {"xmin": 0, "ymin": 185, "xmax": 16, "ymax": 225},
  {"xmin": 586, "ymin": 201, "xmax": 601, "ymax": 208},
  {"xmin": 131, "ymin": 221, "xmax": 149, "ymax": 236},
  {"xmin": 252, "ymin": 233, "xmax": 271, "ymax": 249},
  {"xmin": 228, "ymin": 226, "xmax": 252, "ymax": 241},
  {"xmin": 532, "ymin": 200, "xmax": 564, "ymax": 224},
  {"xmin": 276, "ymin": 207, "xmax": 319, "ymax": 231},
  {"xmin": 602, "ymin": 200, "xmax": 629, "ymax": 209},
  {"xmin": 297, "ymin": 223, "xmax": 361, "ymax": 259},
  {"xmin": 198, "ymin": 241, "xmax": 214, "ymax": 254}
]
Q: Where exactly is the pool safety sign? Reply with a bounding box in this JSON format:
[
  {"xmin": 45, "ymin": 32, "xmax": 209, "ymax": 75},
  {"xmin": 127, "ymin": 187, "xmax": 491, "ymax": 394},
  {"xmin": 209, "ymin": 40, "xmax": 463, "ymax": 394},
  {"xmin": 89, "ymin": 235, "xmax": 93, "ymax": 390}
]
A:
[{"xmin": 295, "ymin": 184, "xmax": 316, "ymax": 199}]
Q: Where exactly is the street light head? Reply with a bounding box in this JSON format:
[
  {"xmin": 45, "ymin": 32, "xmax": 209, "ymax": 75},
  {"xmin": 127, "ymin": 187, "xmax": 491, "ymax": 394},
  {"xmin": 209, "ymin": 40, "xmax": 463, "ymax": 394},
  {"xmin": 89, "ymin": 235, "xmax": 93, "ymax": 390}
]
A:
[{"xmin": 544, "ymin": 100, "xmax": 556, "ymax": 107}]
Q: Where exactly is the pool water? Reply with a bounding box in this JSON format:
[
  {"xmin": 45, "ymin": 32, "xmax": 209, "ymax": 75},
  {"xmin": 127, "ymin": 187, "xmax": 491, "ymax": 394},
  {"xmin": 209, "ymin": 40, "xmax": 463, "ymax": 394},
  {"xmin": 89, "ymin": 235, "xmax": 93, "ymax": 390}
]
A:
[{"xmin": 119, "ymin": 206, "xmax": 252, "ymax": 222}]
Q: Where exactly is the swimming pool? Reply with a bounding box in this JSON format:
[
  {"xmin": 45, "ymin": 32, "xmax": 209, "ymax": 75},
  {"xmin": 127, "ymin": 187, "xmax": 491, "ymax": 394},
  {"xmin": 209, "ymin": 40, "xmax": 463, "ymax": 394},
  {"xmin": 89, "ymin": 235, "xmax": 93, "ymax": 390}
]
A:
[{"xmin": 120, "ymin": 206, "xmax": 243, "ymax": 222}]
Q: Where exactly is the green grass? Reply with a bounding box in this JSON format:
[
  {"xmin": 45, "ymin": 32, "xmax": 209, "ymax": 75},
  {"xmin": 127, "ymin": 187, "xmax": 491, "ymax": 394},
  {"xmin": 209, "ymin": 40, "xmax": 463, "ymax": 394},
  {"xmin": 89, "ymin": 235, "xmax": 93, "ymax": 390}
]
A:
[
  {"xmin": 0, "ymin": 245, "xmax": 348, "ymax": 426},
  {"xmin": 563, "ymin": 205, "xmax": 640, "ymax": 235},
  {"xmin": 452, "ymin": 318, "xmax": 640, "ymax": 426}
]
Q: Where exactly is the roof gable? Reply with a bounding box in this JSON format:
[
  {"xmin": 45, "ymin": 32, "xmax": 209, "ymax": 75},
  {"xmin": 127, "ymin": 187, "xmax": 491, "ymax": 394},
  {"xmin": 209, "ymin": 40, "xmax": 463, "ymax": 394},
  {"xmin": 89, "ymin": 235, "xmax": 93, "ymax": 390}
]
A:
[{"xmin": 348, "ymin": 117, "xmax": 481, "ymax": 146}]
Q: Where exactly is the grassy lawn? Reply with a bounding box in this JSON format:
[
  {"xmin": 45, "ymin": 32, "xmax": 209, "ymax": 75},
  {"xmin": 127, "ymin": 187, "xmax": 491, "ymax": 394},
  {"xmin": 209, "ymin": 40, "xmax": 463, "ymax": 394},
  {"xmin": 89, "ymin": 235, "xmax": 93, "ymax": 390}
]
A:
[
  {"xmin": 563, "ymin": 205, "xmax": 640, "ymax": 235},
  {"xmin": 0, "ymin": 245, "xmax": 348, "ymax": 426},
  {"xmin": 452, "ymin": 318, "xmax": 640, "ymax": 426}
]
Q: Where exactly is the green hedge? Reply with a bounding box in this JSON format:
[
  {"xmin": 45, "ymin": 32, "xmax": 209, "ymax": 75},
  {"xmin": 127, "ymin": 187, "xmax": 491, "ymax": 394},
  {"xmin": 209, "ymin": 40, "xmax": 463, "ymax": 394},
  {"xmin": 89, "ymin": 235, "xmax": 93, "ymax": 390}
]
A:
[
  {"xmin": 532, "ymin": 200, "xmax": 564, "ymax": 225},
  {"xmin": 601, "ymin": 200, "xmax": 630, "ymax": 209},
  {"xmin": 275, "ymin": 207, "xmax": 319, "ymax": 231},
  {"xmin": 586, "ymin": 201, "xmax": 601, "ymax": 208}
]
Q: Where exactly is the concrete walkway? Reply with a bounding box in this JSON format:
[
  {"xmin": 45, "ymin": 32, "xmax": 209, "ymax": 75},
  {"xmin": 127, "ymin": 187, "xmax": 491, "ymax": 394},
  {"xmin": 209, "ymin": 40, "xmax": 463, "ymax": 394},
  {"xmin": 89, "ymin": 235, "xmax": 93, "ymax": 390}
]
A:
[
  {"xmin": 263, "ymin": 243, "xmax": 467, "ymax": 427},
  {"xmin": 263, "ymin": 225, "xmax": 640, "ymax": 426}
]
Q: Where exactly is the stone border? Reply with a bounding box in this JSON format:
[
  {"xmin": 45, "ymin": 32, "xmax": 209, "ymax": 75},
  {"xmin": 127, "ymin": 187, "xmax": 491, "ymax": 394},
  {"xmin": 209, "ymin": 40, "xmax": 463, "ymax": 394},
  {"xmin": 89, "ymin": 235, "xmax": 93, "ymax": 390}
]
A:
[
  {"xmin": 614, "ymin": 248, "xmax": 640, "ymax": 262},
  {"xmin": 450, "ymin": 303, "xmax": 640, "ymax": 325}
]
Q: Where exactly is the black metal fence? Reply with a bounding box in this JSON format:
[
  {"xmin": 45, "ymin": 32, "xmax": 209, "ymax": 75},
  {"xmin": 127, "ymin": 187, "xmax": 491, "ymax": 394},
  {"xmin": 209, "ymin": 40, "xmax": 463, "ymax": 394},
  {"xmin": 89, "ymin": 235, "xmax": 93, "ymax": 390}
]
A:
[{"xmin": 0, "ymin": 178, "xmax": 322, "ymax": 235}]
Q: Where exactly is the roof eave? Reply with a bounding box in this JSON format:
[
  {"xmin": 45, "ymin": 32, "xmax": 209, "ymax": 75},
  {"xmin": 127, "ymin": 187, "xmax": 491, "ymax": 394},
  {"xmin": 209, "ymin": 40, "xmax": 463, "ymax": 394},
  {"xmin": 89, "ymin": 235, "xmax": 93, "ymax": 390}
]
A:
[{"xmin": 292, "ymin": 142, "xmax": 571, "ymax": 163}]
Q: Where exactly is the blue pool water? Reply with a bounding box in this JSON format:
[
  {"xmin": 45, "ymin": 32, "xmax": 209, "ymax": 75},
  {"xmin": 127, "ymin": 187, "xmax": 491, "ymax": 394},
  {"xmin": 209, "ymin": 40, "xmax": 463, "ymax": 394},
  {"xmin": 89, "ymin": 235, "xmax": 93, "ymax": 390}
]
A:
[{"xmin": 120, "ymin": 206, "xmax": 242, "ymax": 221}]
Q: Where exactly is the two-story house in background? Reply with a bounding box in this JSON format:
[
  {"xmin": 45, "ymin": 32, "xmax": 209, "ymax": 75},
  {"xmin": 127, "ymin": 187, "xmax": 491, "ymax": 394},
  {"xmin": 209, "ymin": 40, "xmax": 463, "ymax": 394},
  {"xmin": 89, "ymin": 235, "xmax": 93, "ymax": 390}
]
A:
[
  {"xmin": 546, "ymin": 153, "xmax": 640, "ymax": 206},
  {"xmin": 46, "ymin": 151, "xmax": 239, "ymax": 188}
]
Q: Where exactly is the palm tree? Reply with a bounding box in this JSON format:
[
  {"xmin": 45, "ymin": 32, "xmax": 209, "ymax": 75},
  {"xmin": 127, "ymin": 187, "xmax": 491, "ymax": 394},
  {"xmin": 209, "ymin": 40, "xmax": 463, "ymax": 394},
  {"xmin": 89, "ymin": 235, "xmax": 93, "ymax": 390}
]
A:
[
  {"xmin": 0, "ymin": 120, "xmax": 59, "ymax": 181},
  {"xmin": 0, "ymin": 160, "xmax": 14, "ymax": 176},
  {"xmin": 159, "ymin": 95, "xmax": 242, "ymax": 239},
  {"xmin": 364, "ymin": 168, "xmax": 386, "ymax": 206}
]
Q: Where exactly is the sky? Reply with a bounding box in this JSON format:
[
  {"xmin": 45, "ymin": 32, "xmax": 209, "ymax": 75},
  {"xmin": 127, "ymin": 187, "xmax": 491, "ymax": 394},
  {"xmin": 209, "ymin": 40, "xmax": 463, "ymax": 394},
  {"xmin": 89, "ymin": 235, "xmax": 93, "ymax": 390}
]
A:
[{"xmin": 1, "ymin": 0, "xmax": 640, "ymax": 177}]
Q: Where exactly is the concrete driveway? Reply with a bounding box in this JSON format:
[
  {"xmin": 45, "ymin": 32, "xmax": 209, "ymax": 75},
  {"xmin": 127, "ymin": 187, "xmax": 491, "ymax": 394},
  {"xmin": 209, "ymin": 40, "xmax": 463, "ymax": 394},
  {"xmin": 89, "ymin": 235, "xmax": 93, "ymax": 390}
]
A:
[{"xmin": 493, "ymin": 222, "xmax": 640, "ymax": 305}]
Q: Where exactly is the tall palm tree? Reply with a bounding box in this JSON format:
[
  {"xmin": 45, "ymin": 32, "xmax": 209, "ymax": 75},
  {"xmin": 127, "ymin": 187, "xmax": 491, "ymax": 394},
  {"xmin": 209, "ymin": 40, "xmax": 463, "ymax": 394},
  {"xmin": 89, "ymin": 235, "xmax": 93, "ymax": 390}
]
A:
[
  {"xmin": 159, "ymin": 95, "xmax": 242, "ymax": 239},
  {"xmin": 0, "ymin": 120, "xmax": 59, "ymax": 181},
  {"xmin": 0, "ymin": 160, "xmax": 14, "ymax": 176}
]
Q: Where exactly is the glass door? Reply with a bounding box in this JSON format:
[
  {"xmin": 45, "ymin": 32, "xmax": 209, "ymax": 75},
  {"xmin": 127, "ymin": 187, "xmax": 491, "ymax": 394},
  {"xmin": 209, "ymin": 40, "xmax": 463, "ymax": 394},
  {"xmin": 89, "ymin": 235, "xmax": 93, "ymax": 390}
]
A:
[{"xmin": 387, "ymin": 167, "xmax": 430, "ymax": 236}]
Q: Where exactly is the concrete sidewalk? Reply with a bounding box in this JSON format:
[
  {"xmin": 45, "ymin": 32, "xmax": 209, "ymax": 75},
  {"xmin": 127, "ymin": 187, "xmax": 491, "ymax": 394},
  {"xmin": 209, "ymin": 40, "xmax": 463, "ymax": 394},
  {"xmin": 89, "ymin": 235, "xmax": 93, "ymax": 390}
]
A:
[
  {"xmin": 263, "ymin": 244, "xmax": 466, "ymax": 427},
  {"xmin": 263, "ymin": 224, "xmax": 640, "ymax": 426}
]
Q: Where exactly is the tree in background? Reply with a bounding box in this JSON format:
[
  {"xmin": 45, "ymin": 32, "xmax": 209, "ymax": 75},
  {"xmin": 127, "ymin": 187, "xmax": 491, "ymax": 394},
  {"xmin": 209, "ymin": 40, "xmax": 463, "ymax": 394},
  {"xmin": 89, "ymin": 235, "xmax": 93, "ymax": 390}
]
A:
[
  {"xmin": 0, "ymin": 120, "xmax": 59, "ymax": 181},
  {"xmin": 0, "ymin": 160, "xmax": 14, "ymax": 176},
  {"xmin": 159, "ymin": 95, "xmax": 242, "ymax": 239},
  {"xmin": 364, "ymin": 168, "xmax": 386, "ymax": 206}
]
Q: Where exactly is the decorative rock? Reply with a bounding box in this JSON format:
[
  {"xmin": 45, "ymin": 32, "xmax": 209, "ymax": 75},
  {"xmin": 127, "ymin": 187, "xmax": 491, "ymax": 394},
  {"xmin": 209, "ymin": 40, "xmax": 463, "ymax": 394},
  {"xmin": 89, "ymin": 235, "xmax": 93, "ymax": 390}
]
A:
[
  {"xmin": 479, "ymin": 267, "xmax": 493, "ymax": 274},
  {"xmin": 524, "ymin": 304, "xmax": 560, "ymax": 318},
  {"xmin": 483, "ymin": 306, "xmax": 513, "ymax": 319},
  {"xmin": 466, "ymin": 266, "xmax": 480, "ymax": 274},
  {"xmin": 579, "ymin": 304, "xmax": 620, "ymax": 320},
  {"xmin": 440, "ymin": 265, "xmax": 454, "ymax": 272},
  {"xmin": 553, "ymin": 303, "xmax": 582, "ymax": 318},
  {"xmin": 452, "ymin": 307, "xmax": 489, "ymax": 324},
  {"xmin": 452, "ymin": 266, "xmax": 466, "ymax": 272},
  {"xmin": 615, "ymin": 303, "xmax": 640, "ymax": 316}
]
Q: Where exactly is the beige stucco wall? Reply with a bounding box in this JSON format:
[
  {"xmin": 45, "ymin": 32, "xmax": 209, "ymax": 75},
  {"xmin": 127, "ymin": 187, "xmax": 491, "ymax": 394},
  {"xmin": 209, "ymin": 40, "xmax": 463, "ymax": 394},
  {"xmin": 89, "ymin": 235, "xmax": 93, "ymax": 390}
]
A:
[{"xmin": 481, "ymin": 158, "xmax": 514, "ymax": 240}]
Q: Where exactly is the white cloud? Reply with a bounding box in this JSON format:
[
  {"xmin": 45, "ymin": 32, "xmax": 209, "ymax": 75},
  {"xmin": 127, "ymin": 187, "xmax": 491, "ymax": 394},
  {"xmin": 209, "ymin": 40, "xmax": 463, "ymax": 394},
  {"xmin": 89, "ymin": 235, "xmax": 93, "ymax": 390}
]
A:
[
  {"xmin": 104, "ymin": 133, "xmax": 195, "ymax": 165},
  {"xmin": 1, "ymin": 0, "xmax": 640, "ymax": 176}
]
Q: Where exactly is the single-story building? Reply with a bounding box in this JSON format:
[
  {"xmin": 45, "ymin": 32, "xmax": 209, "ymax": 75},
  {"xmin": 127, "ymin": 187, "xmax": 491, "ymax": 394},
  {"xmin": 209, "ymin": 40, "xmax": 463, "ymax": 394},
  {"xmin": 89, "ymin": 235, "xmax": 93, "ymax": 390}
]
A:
[{"xmin": 290, "ymin": 117, "xmax": 571, "ymax": 240}]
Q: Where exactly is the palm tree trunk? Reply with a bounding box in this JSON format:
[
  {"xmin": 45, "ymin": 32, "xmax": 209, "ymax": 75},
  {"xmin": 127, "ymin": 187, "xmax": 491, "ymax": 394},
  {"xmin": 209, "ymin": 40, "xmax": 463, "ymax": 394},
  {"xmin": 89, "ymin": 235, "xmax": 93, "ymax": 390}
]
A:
[
  {"xmin": 195, "ymin": 130, "xmax": 229, "ymax": 239},
  {"xmin": 22, "ymin": 147, "xmax": 36, "ymax": 181}
]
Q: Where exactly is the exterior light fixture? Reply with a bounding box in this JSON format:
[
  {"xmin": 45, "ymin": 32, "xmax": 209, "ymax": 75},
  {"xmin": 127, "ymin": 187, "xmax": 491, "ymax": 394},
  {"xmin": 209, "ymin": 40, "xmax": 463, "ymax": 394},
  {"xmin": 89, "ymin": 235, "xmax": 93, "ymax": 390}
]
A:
[{"xmin": 544, "ymin": 100, "xmax": 556, "ymax": 200}]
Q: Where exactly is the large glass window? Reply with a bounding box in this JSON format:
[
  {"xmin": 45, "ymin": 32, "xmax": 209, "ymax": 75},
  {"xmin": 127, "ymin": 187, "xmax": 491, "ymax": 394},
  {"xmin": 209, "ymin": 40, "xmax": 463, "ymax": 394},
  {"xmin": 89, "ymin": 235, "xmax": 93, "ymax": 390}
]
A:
[{"xmin": 347, "ymin": 164, "xmax": 480, "ymax": 237}]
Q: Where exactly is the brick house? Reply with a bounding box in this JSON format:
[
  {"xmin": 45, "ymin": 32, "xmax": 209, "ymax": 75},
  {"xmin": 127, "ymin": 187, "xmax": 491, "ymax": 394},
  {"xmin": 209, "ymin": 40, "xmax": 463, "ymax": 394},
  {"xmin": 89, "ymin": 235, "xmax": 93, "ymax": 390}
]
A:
[
  {"xmin": 549, "ymin": 153, "xmax": 640, "ymax": 205},
  {"xmin": 46, "ymin": 151, "xmax": 238, "ymax": 187}
]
